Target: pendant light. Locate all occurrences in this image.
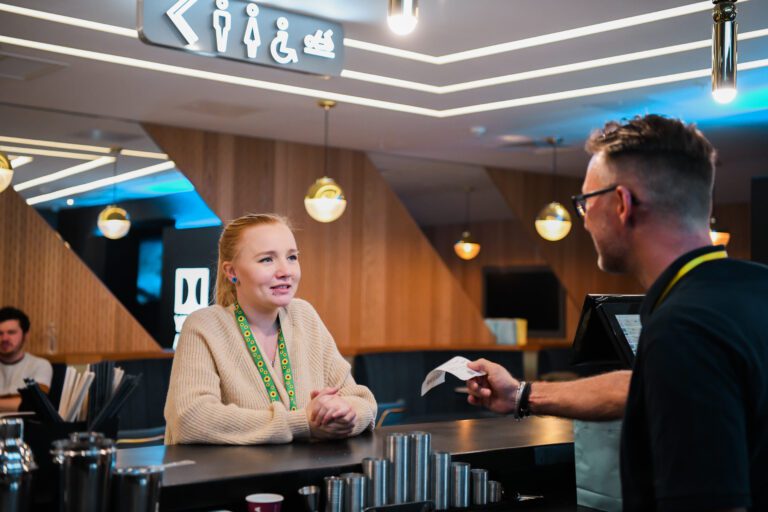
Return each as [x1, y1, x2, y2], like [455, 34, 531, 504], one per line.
[97, 147, 131, 240]
[0, 151, 13, 193]
[535, 137, 572, 242]
[387, 0, 418, 35]
[712, 0, 738, 104]
[304, 100, 347, 223]
[454, 187, 481, 260]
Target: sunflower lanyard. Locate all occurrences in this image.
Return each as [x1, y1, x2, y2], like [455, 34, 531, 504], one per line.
[234, 302, 297, 411]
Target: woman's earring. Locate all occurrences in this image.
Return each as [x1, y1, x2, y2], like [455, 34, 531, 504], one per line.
[231, 277, 238, 284]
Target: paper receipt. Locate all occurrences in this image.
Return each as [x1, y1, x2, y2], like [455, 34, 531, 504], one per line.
[420, 356, 487, 396]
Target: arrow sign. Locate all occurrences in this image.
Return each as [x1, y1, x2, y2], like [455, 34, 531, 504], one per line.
[166, 0, 199, 46]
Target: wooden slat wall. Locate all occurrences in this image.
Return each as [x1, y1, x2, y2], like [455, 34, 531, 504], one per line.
[0, 189, 162, 355]
[714, 202, 751, 260]
[423, 219, 582, 345]
[485, 168, 644, 341]
[144, 124, 494, 351]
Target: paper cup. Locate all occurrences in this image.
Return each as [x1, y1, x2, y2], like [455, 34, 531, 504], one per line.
[245, 493, 283, 512]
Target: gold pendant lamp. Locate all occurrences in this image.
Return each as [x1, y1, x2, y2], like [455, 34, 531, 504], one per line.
[304, 100, 347, 223]
[97, 147, 131, 240]
[454, 187, 481, 260]
[535, 137, 572, 242]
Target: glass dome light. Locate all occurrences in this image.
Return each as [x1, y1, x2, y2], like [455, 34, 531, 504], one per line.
[0, 151, 13, 193]
[454, 231, 481, 260]
[710, 230, 731, 246]
[304, 176, 347, 223]
[535, 202, 572, 242]
[387, 0, 418, 35]
[97, 205, 131, 240]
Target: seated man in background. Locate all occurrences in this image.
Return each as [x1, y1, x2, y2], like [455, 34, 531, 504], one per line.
[0, 306, 53, 412]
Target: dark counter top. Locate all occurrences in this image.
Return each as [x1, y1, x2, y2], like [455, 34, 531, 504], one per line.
[117, 416, 574, 511]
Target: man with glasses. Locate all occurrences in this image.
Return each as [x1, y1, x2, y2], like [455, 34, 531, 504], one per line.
[467, 114, 767, 512]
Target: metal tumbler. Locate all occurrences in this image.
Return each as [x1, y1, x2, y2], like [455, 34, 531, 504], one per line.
[0, 419, 36, 512]
[298, 485, 320, 512]
[488, 480, 503, 503]
[470, 468, 488, 505]
[429, 452, 451, 511]
[51, 431, 116, 512]
[450, 462, 470, 509]
[385, 433, 409, 504]
[340, 473, 366, 512]
[110, 466, 163, 512]
[361, 458, 388, 507]
[324, 476, 344, 512]
[408, 432, 430, 502]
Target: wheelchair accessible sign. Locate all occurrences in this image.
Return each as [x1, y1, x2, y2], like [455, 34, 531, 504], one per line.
[138, 0, 344, 76]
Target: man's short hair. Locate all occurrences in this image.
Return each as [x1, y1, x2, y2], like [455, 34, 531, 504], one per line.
[0, 307, 30, 333]
[585, 114, 717, 228]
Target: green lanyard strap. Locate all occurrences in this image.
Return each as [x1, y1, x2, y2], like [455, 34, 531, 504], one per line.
[234, 302, 298, 411]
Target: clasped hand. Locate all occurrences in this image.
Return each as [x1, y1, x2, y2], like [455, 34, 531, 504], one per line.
[306, 387, 356, 439]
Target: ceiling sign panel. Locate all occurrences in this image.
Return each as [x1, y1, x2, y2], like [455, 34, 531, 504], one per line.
[138, 0, 344, 76]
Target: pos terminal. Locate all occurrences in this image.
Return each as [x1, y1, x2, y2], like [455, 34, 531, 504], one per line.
[570, 294, 644, 512]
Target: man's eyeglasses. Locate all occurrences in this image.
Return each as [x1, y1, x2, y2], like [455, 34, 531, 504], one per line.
[570, 185, 619, 219]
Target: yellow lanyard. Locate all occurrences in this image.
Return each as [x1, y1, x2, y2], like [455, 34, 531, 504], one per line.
[654, 250, 728, 310]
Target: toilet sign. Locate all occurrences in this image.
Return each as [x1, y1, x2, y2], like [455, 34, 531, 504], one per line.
[138, 0, 344, 76]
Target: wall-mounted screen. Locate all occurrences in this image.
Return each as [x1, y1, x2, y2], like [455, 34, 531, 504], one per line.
[483, 266, 565, 337]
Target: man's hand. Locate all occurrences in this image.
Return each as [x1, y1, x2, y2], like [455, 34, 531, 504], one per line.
[466, 358, 521, 414]
[307, 387, 357, 439]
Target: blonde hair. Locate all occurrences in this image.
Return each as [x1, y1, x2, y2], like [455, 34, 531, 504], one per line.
[215, 213, 292, 306]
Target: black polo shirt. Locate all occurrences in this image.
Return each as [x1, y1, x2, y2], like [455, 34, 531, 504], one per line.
[621, 245, 768, 511]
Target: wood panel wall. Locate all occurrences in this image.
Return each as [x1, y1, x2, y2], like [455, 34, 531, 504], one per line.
[0, 189, 162, 356]
[423, 219, 581, 345]
[484, 168, 645, 342]
[714, 202, 751, 260]
[144, 124, 495, 351]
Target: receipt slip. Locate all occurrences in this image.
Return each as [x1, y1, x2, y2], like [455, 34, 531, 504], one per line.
[421, 356, 487, 396]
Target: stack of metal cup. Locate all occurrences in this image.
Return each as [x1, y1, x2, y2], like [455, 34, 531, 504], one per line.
[339, 473, 366, 512]
[304, 430, 502, 511]
[408, 432, 431, 503]
[361, 458, 388, 508]
[385, 433, 409, 504]
[451, 462, 470, 508]
[0, 418, 36, 512]
[471, 468, 489, 505]
[51, 431, 116, 512]
[110, 466, 164, 512]
[324, 476, 344, 512]
[429, 452, 451, 511]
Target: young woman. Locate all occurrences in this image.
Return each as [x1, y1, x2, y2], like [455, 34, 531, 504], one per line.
[164, 213, 377, 444]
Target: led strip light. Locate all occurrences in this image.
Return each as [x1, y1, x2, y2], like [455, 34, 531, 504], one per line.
[342, 28, 768, 93]
[26, 160, 177, 205]
[0, 135, 168, 159]
[0, 2, 764, 96]
[0, 1, 731, 65]
[13, 156, 115, 191]
[2, 34, 768, 118]
[0, 144, 103, 160]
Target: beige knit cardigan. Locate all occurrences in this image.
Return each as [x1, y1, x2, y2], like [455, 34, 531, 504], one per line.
[164, 299, 377, 444]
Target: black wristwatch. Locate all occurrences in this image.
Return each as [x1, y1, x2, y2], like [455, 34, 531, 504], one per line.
[514, 381, 532, 420]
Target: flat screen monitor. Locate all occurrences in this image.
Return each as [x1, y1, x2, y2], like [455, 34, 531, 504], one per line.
[483, 266, 565, 337]
[571, 294, 644, 371]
